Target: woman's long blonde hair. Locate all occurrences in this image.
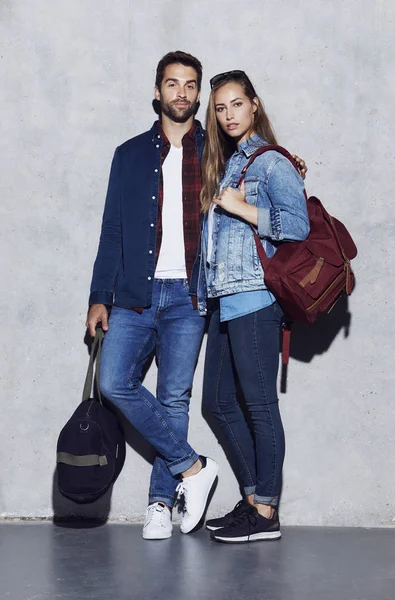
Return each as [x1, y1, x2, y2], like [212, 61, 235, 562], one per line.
[200, 74, 277, 213]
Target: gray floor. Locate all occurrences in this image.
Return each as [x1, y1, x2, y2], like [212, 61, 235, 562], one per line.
[1, 523, 394, 600]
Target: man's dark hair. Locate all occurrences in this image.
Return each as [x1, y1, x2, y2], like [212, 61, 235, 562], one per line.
[155, 51, 203, 91]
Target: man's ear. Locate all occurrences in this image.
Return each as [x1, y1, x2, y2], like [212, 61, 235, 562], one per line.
[197, 91, 201, 104]
[154, 86, 161, 101]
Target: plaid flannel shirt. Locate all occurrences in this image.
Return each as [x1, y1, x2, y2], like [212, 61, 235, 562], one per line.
[156, 122, 202, 283]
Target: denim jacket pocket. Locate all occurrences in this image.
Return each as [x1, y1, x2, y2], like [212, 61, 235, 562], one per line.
[244, 178, 259, 206]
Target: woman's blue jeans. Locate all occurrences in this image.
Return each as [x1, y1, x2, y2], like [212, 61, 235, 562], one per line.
[203, 302, 285, 506]
[100, 279, 206, 507]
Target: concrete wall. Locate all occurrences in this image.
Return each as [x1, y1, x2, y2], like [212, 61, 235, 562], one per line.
[1, 0, 394, 526]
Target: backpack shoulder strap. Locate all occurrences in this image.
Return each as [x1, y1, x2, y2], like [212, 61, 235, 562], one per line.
[239, 145, 352, 267]
[236, 144, 304, 271]
[236, 144, 301, 187]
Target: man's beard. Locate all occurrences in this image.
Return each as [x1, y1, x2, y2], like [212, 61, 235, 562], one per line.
[160, 98, 199, 123]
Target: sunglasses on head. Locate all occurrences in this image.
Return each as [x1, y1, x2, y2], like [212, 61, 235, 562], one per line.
[209, 70, 247, 88]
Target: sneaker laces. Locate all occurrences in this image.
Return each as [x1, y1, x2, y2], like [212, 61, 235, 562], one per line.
[175, 480, 190, 515]
[230, 508, 258, 530]
[231, 500, 249, 518]
[145, 504, 167, 527]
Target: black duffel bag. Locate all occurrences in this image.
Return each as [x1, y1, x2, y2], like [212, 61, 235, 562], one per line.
[56, 328, 126, 504]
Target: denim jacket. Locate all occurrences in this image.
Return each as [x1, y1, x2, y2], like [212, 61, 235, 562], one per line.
[196, 135, 310, 315]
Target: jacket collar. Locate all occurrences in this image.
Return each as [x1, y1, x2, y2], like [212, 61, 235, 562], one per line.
[150, 120, 205, 146]
[238, 134, 268, 158]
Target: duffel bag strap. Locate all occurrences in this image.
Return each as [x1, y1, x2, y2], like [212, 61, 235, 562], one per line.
[57, 451, 108, 467]
[82, 327, 104, 403]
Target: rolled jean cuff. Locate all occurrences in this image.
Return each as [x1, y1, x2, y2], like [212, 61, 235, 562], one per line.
[243, 486, 256, 496]
[254, 494, 279, 507]
[167, 451, 199, 477]
[149, 494, 176, 508]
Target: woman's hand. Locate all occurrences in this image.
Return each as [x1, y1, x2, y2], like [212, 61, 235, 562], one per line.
[291, 154, 308, 180]
[215, 182, 246, 216]
[215, 182, 258, 226]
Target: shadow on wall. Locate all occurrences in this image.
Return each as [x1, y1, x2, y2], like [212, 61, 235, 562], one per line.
[52, 333, 156, 527]
[287, 294, 352, 363]
[280, 294, 352, 392]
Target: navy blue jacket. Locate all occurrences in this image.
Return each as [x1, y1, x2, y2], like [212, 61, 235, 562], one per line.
[89, 120, 205, 308]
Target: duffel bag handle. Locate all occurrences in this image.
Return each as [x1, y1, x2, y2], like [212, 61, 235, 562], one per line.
[82, 327, 104, 404]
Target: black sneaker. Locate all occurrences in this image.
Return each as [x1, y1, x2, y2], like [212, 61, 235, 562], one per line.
[210, 504, 281, 543]
[205, 499, 250, 531]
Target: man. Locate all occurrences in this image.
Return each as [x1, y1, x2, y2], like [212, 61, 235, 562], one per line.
[87, 51, 216, 540]
[86, 51, 307, 540]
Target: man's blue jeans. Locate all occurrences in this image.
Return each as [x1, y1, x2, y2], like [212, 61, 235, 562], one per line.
[100, 279, 206, 507]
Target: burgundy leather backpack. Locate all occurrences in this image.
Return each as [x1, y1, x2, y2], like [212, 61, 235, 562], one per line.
[237, 145, 357, 364]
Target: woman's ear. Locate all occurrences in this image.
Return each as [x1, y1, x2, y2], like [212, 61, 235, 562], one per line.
[252, 97, 258, 113]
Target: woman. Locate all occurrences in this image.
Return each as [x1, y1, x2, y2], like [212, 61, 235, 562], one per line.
[199, 71, 310, 543]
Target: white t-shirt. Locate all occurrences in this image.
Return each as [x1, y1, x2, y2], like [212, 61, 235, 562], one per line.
[155, 145, 187, 279]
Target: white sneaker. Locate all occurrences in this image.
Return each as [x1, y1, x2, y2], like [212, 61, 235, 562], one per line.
[142, 503, 173, 540]
[176, 457, 219, 534]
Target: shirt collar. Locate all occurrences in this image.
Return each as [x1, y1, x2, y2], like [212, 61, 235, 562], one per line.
[151, 120, 204, 146]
